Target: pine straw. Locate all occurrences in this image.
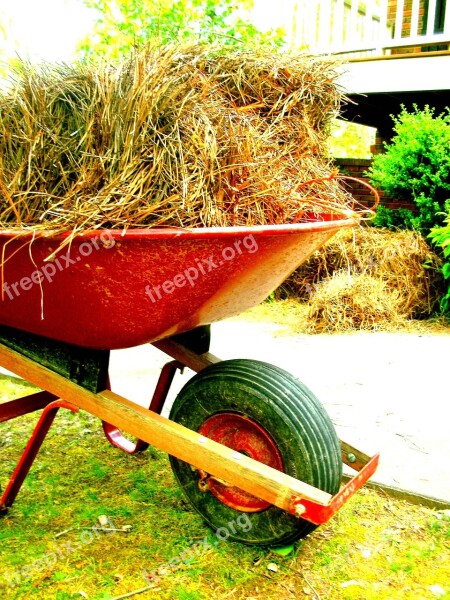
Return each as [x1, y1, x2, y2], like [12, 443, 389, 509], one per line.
[304, 272, 408, 333]
[0, 44, 364, 233]
[277, 227, 444, 320]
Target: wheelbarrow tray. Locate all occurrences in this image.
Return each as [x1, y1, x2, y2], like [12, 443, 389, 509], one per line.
[0, 217, 355, 350]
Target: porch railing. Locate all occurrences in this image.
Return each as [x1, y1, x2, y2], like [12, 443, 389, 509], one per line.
[292, 0, 450, 56]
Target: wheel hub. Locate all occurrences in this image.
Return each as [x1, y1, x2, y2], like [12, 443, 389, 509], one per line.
[198, 412, 284, 512]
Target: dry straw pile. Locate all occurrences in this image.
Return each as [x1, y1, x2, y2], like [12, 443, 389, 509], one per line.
[278, 227, 444, 331]
[307, 272, 407, 332]
[0, 44, 360, 233]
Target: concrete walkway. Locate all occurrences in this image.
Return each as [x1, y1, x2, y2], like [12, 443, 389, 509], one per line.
[109, 320, 450, 505]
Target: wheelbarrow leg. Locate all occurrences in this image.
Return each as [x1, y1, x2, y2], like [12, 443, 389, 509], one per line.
[1, 400, 78, 513]
[101, 325, 212, 454]
[102, 360, 184, 454]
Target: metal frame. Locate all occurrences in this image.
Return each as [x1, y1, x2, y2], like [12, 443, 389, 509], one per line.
[1, 399, 78, 512]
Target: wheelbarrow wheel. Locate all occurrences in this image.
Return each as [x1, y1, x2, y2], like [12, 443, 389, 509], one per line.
[168, 359, 342, 546]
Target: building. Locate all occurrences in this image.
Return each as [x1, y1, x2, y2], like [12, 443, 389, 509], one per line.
[307, 0, 450, 140]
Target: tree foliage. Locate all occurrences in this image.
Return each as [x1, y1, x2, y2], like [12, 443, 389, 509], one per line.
[367, 105, 450, 236]
[78, 0, 286, 59]
[0, 8, 13, 78]
[328, 120, 375, 159]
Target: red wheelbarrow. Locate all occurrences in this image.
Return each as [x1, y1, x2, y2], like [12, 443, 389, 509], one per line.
[0, 216, 379, 546]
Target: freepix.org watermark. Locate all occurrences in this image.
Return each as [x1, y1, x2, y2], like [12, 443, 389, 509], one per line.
[1, 516, 118, 589]
[142, 513, 252, 584]
[2, 231, 115, 302]
[145, 234, 259, 303]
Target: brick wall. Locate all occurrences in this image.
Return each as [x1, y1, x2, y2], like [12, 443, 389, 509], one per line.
[334, 157, 416, 211]
[370, 132, 388, 155]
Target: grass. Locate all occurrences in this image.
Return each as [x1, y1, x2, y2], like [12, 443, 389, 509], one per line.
[0, 374, 39, 398]
[1, 375, 449, 600]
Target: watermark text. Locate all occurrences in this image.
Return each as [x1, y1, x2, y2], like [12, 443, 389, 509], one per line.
[145, 234, 258, 303]
[2, 231, 115, 302]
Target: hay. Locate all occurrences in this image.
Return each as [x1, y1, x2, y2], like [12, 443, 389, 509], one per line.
[0, 44, 363, 233]
[305, 272, 408, 333]
[278, 227, 444, 318]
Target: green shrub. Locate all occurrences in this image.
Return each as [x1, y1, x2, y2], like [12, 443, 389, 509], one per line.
[370, 205, 415, 230]
[367, 105, 450, 235]
[429, 213, 450, 314]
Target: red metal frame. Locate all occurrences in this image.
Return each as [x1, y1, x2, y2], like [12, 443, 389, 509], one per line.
[0, 360, 185, 509]
[102, 361, 183, 454]
[0, 400, 78, 512]
[0, 390, 57, 422]
[290, 453, 380, 524]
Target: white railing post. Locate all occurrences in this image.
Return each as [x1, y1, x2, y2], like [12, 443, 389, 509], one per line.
[297, 1, 310, 48]
[365, 0, 375, 39]
[318, 0, 333, 50]
[289, 0, 299, 50]
[304, 0, 319, 49]
[309, 0, 320, 49]
[394, 0, 405, 39]
[333, 0, 346, 48]
[377, 0, 389, 54]
[349, 0, 360, 41]
[426, 0, 437, 36]
[445, 0, 450, 35]
[410, 0, 421, 37]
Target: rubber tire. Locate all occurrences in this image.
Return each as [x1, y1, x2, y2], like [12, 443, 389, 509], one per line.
[169, 359, 342, 547]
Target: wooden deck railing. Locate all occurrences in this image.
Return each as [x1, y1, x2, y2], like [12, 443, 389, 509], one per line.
[293, 0, 450, 56]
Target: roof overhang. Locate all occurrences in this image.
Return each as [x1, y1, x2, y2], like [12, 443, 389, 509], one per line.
[337, 53, 450, 135]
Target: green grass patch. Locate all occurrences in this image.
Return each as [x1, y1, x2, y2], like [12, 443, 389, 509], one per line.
[0, 374, 38, 399]
[1, 377, 449, 599]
